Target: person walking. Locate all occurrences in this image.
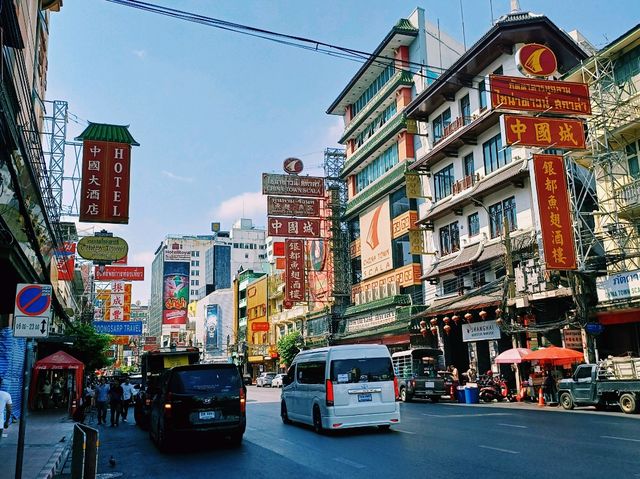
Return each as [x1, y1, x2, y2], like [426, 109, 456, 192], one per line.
[120, 378, 136, 422]
[544, 370, 557, 405]
[40, 378, 52, 409]
[0, 377, 13, 442]
[95, 378, 110, 425]
[52, 378, 63, 408]
[108, 380, 124, 427]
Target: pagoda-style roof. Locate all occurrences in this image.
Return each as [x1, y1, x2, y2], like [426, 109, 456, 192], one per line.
[75, 122, 140, 146]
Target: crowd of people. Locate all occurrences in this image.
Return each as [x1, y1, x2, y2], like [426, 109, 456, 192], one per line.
[77, 376, 138, 426]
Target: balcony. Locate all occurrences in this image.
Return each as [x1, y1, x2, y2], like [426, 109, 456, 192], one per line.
[452, 173, 480, 195]
[618, 178, 640, 220]
[434, 116, 474, 145]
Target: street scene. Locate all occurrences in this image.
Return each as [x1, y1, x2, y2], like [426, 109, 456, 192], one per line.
[1, 0, 640, 478]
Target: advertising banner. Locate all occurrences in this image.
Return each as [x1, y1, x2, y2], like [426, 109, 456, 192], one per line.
[162, 260, 189, 324]
[595, 269, 640, 302]
[79, 140, 132, 223]
[95, 265, 144, 281]
[360, 199, 392, 280]
[490, 75, 591, 115]
[94, 321, 143, 336]
[268, 217, 321, 238]
[502, 114, 586, 149]
[285, 239, 305, 303]
[533, 154, 577, 270]
[262, 173, 325, 197]
[246, 276, 268, 344]
[267, 196, 321, 217]
[54, 242, 76, 281]
[462, 322, 502, 342]
[205, 304, 220, 352]
[164, 248, 191, 262]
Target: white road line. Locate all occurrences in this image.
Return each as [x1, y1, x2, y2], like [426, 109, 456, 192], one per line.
[394, 429, 417, 435]
[334, 457, 366, 469]
[498, 423, 527, 429]
[601, 435, 640, 443]
[478, 445, 520, 455]
[422, 413, 511, 418]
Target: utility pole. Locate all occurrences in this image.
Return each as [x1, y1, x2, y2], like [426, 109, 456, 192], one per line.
[504, 220, 521, 391]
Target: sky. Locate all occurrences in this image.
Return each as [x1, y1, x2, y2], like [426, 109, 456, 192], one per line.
[45, 0, 639, 304]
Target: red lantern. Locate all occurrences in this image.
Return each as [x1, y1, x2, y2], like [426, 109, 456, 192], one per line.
[496, 317, 503, 325]
[495, 308, 502, 317]
[443, 324, 451, 335]
[430, 326, 438, 335]
[420, 320, 427, 329]
[443, 316, 450, 325]
[479, 310, 488, 319]
[430, 318, 438, 327]
[464, 312, 473, 322]
[451, 314, 459, 324]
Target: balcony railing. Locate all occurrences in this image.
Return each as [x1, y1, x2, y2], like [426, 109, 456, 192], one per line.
[620, 179, 640, 208]
[434, 116, 474, 145]
[452, 173, 480, 195]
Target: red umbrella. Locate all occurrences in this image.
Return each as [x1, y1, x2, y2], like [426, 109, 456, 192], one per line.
[494, 347, 533, 364]
[522, 345, 585, 366]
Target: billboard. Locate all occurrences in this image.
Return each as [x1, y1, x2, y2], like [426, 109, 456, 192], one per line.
[94, 265, 144, 281]
[267, 196, 321, 217]
[205, 304, 220, 353]
[268, 217, 321, 238]
[533, 154, 577, 270]
[246, 276, 268, 345]
[79, 140, 132, 223]
[262, 173, 325, 197]
[54, 242, 76, 281]
[162, 258, 189, 325]
[502, 114, 586, 149]
[360, 199, 392, 280]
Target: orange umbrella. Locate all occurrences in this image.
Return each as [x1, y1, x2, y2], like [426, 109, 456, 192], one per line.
[522, 345, 585, 366]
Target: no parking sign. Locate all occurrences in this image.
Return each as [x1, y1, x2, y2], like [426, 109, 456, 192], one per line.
[14, 283, 52, 338]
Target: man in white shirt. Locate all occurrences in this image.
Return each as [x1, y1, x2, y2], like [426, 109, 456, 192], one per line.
[120, 377, 136, 422]
[0, 377, 13, 441]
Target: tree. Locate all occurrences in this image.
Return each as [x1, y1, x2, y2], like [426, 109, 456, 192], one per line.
[65, 322, 113, 373]
[277, 331, 302, 368]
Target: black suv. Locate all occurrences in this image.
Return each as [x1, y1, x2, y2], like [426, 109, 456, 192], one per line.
[149, 363, 246, 451]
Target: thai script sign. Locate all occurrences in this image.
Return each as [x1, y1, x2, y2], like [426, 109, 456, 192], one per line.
[462, 322, 502, 342]
[95, 265, 145, 281]
[262, 173, 325, 197]
[77, 235, 128, 262]
[490, 75, 591, 115]
[94, 321, 143, 336]
[596, 269, 640, 302]
[516, 44, 558, 77]
[267, 196, 321, 217]
[268, 217, 320, 238]
[533, 154, 577, 270]
[502, 114, 586, 149]
[346, 308, 396, 333]
[285, 239, 305, 303]
[562, 329, 583, 350]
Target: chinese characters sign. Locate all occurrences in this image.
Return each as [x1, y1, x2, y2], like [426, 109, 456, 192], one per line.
[490, 75, 591, 115]
[262, 173, 325, 197]
[502, 114, 586, 149]
[267, 196, 321, 217]
[79, 140, 132, 223]
[285, 239, 305, 303]
[533, 154, 577, 270]
[268, 217, 320, 238]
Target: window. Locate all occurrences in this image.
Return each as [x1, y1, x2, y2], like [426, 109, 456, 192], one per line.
[354, 103, 397, 148]
[297, 361, 325, 384]
[626, 142, 639, 179]
[392, 234, 419, 267]
[390, 187, 416, 218]
[489, 196, 517, 238]
[355, 143, 399, 193]
[348, 219, 360, 241]
[493, 65, 503, 75]
[432, 108, 451, 143]
[460, 94, 471, 125]
[330, 358, 394, 384]
[483, 133, 511, 174]
[439, 222, 460, 255]
[468, 213, 480, 237]
[351, 258, 362, 284]
[190, 260, 200, 267]
[478, 79, 487, 110]
[613, 43, 640, 85]
[443, 278, 462, 295]
[352, 63, 396, 117]
[433, 164, 454, 201]
[472, 271, 486, 288]
[285, 365, 296, 385]
[463, 153, 474, 177]
[191, 280, 195, 286]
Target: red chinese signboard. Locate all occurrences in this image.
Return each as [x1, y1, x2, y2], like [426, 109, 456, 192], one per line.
[94, 265, 145, 281]
[533, 154, 577, 270]
[502, 114, 586, 149]
[268, 217, 321, 238]
[273, 241, 285, 257]
[516, 44, 558, 77]
[267, 196, 321, 217]
[490, 75, 591, 115]
[251, 322, 269, 332]
[285, 239, 305, 303]
[55, 242, 76, 281]
[80, 140, 132, 223]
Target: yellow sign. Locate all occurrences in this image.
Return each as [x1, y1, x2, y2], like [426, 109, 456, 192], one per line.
[77, 236, 128, 262]
[163, 355, 189, 368]
[248, 355, 264, 363]
[405, 173, 423, 199]
[246, 276, 268, 345]
[405, 119, 418, 134]
[409, 228, 425, 255]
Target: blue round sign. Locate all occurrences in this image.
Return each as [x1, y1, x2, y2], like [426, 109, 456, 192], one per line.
[585, 323, 604, 335]
[16, 285, 51, 316]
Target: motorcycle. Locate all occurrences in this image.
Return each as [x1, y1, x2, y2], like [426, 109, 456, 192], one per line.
[479, 375, 515, 402]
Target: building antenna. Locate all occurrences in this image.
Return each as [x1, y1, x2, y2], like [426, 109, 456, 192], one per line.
[437, 19, 443, 71]
[489, 0, 494, 25]
[459, 0, 467, 51]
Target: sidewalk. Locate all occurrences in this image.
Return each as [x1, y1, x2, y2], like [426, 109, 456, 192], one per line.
[1, 409, 75, 479]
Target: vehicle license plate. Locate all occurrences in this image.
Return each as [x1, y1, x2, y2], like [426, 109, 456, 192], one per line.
[199, 411, 217, 420]
[425, 381, 435, 388]
[358, 393, 372, 402]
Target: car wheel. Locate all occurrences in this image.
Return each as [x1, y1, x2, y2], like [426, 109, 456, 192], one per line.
[312, 405, 323, 434]
[560, 392, 574, 410]
[228, 431, 243, 447]
[281, 400, 292, 425]
[619, 393, 637, 414]
[156, 419, 171, 453]
[400, 387, 411, 403]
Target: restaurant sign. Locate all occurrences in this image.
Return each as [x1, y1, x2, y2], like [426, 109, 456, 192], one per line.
[596, 269, 640, 302]
[462, 322, 502, 342]
[268, 217, 320, 238]
[267, 196, 321, 217]
[262, 173, 325, 197]
[502, 114, 586, 150]
[95, 265, 145, 281]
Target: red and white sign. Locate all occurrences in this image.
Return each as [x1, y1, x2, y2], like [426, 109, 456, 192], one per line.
[267, 196, 321, 217]
[268, 217, 321, 238]
[285, 239, 305, 303]
[262, 173, 325, 197]
[273, 241, 285, 257]
[517, 43, 557, 77]
[283, 157, 304, 175]
[55, 242, 76, 282]
[95, 265, 145, 281]
[251, 322, 269, 332]
[502, 114, 586, 150]
[79, 140, 132, 223]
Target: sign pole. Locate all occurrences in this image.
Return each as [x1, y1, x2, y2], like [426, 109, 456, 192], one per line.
[15, 338, 34, 479]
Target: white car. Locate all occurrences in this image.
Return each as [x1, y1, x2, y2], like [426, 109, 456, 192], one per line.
[271, 373, 286, 388]
[256, 372, 276, 387]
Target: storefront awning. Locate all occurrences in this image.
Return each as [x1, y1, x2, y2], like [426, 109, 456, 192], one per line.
[417, 283, 503, 317]
[596, 308, 640, 326]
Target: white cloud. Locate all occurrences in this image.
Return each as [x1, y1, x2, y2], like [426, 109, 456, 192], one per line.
[130, 251, 155, 304]
[162, 170, 194, 183]
[212, 191, 266, 230]
[132, 49, 146, 59]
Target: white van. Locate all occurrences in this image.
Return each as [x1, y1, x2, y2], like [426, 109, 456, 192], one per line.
[280, 344, 400, 433]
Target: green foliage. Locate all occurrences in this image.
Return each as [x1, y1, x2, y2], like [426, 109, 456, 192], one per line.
[65, 322, 112, 373]
[276, 331, 302, 368]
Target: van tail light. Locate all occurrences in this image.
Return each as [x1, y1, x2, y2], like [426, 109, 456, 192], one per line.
[326, 379, 334, 406]
[240, 388, 246, 413]
[163, 392, 173, 417]
[394, 376, 400, 401]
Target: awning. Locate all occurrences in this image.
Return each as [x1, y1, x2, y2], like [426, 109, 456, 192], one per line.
[418, 283, 503, 317]
[596, 308, 640, 326]
[439, 242, 483, 274]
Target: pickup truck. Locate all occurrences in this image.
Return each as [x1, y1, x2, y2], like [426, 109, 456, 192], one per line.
[558, 361, 640, 414]
[392, 348, 446, 403]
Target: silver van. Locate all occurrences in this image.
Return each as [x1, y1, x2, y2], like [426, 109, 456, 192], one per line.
[280, 344, 400, 433]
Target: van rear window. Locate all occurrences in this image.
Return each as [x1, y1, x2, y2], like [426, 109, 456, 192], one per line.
[330, 358, 394, 384]
[170, 368, 241, 394]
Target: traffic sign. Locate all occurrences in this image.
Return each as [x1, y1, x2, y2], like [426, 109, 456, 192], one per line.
[13, 316, 49, 338]
[14, 284, 52, 338]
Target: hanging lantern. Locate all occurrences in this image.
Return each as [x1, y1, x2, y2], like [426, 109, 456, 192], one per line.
[464, 312, 473, 322]
[443, 316, 450, 326]
[496, 317, 503, 326]
[479, 310, 488, 319]
[430, 318, 438, 327]
[430, 326, 438, 335]
[443, 324, 451, 335]
[420, 320, 427, 329]
[421, 328, 428, 338]
[495, 308, 502, 317]
[451, 314, 459, 324]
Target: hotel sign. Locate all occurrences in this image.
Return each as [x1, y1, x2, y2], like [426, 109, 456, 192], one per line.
[262, 173, 325, 197]
[502, 114, 586, 149]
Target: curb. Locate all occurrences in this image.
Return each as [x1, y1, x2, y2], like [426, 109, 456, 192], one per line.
[36, 439, 71, 479]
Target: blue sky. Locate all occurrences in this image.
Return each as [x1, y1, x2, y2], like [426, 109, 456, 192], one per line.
[46, 0, 639, 303]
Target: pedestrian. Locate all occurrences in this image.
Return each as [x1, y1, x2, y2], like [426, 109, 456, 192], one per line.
[0, 377, 12, 442]
[544, 370, 557, 404]
[95, 378, 110, 425]
[40, 378, 52, 409]
[108, 380, 124, 427]
[120, 377, 136, 422]
[465, 367, 477, 384]
[84, 382, 95, 413]
[448, 365, 459, 397]
[52, 378, 63, 408]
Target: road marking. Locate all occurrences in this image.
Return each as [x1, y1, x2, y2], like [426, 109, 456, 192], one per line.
[478, 445, 520, 454]
[394, 429, 417, 435]
[422, 412, 511, 418]
[334, 457, 366, 469]
[601, 435, 640, 443]
[278, 438, 296, 445]
[498, 423, 527, 429]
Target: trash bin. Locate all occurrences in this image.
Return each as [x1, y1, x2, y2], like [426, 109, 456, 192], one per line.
[456, 386, 466, 403]
[465, 385, 479, 404]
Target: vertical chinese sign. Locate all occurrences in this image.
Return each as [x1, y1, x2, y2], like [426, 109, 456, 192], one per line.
[533, 154, 577, 270]
[162, 249, 190, 325]
[78, 123, 139, 223]
[285, 239, 305, 303]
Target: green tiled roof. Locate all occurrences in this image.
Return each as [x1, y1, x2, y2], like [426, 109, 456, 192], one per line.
[394, 19, 418, 33]
[343, 163, 406, 219]
[344, 294, 411, 316]
[76, 122, 140, 146]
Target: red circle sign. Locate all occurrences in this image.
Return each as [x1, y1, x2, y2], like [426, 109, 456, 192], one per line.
[517, 43, 557, 77]
[283, 157, 303, 175]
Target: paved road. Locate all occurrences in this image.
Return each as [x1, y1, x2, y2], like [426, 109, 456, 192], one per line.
[92, 386, 640, 479]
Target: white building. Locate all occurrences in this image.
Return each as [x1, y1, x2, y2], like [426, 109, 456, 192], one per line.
[230, 218, 268, 277]
[193, 288, 235, 363]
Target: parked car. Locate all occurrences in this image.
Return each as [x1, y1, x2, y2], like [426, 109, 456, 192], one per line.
[149, 363, 246, 451]
[392, 348, 446, 402]
[271, 373, 285, 388]
[243, 374, 253, 386]
[256, 372, 277, 387]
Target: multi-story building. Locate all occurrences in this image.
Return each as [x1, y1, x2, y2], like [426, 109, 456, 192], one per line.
[327, 8, 462, 348]
[230, 218, 268, 277]
[405, 9, 588, 374]
[201, 243, 232, 296]
[233, 270, 268, 376]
